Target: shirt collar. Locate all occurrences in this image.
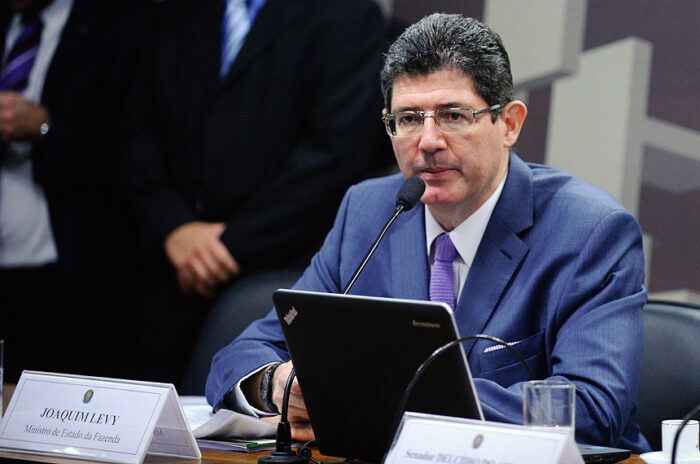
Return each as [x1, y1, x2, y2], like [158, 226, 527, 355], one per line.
[10, 0, 72, 31]
[425, 173, 507, 268]
[38, 0, 73, 24]
[226, 0, 267, 24]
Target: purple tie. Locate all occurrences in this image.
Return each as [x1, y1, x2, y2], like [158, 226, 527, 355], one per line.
[0, 14, 43, 91]
[430, 233, 458, 310]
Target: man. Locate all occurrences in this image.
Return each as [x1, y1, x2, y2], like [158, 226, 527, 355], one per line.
[206, 13, 650, 453]
[118, 0, 387, 387]
[0, 0, 145, 382]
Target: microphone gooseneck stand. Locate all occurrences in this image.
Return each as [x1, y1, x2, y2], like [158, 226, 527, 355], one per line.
[260, 177, 426, 463]
[258, 368, 308, 464]
[341, 204, 404, 295]
[342, 176, 425, 295]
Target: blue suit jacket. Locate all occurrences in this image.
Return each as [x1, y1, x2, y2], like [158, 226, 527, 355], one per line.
[206, 153, 650, 453]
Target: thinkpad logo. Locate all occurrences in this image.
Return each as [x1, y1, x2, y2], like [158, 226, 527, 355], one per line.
[412, 320, 440, 329]
[284, 307, 298, 325]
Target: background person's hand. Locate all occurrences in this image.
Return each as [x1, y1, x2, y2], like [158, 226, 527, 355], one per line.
[164, 221, 240, 297]
[0, 91, 49, 142]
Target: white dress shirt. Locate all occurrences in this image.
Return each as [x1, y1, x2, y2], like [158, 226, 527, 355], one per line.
[0, 0, 74, 266]
[425, 174, 507, 302]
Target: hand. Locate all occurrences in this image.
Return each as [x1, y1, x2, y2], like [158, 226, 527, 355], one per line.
[0, 91, 49, 142]
[164, 221, 240, 297]
[272, 361, 315, 442]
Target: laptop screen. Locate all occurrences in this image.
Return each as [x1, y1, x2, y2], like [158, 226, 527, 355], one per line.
[273, 289, 483, 462]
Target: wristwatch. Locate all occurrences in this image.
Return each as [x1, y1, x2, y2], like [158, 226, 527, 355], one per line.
[39, 118, 50, 137]
[260, 362, 282, 414]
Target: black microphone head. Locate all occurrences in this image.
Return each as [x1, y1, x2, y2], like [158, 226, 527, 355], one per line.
[396, 176, 425, 211]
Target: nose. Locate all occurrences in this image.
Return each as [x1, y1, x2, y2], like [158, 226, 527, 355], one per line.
[418, 115, 447, 153]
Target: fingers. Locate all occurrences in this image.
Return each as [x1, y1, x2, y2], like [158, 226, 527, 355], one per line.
[193, 239, 238, 284]
[176, 270, 195, 296]
[290, 421, 315, 442]
[164, 222, 239, 296]
[271, 362, 294, 410]
[271, 362, 310, 422]
[284, 389, 309, 422]
[269, 362, 315, 442]
[209, 239, 240, 276]
[0, 91, 48, 141]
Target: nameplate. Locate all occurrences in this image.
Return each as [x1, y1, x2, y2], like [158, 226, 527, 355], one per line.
[384, 412, 583, 464]
[0, 371, 201, 464]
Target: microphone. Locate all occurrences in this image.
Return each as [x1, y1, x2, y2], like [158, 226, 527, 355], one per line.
[395, 175, 426, 211]
[261, 177, 426, 464]
[342, 176, 425, 294]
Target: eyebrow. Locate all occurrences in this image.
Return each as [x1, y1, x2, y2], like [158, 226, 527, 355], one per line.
[392, 102, 475, 113]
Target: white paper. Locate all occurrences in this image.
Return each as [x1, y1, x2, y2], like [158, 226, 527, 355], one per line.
[179, 396, 275, 439]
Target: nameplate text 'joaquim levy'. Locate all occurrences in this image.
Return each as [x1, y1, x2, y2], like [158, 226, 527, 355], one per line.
[0, 371, 200, 464]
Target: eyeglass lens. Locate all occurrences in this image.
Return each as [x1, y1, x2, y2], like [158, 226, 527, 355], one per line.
[388, 108, 476, 136]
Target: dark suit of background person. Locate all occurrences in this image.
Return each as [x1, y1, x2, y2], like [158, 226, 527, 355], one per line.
[207, 154, 650, 453]
[117, 0, 387, 388]
[0, 0, 148, 383]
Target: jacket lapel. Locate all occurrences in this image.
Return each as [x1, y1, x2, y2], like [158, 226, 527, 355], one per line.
[40, 0, 95, 103]
[388, 204, 430, 301]
[191, 0, 224, 99]
[454, 153, 534, 357]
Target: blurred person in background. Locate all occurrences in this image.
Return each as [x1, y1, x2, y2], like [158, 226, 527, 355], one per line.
[0, 0, 148, 382]
[118, 0, 388, 389]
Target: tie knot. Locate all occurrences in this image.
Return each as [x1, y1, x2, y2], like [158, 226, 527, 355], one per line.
[433, 233, 457, 263]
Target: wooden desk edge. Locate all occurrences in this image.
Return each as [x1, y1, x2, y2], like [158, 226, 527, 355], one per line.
[0, 449, 646, 464]
[2, 383, 644, 463]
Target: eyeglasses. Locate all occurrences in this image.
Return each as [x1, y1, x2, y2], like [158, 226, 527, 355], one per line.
[382, 104, 502, 137]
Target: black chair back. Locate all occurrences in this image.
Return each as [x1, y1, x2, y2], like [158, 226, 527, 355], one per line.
[637, 300, 700, 451]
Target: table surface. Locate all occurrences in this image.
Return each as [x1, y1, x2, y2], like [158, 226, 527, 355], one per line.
[2, 383, 645, 464]
[0, 448, 646, 463]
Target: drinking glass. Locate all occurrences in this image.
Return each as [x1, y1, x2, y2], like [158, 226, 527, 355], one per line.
[523, 379, 576, 435]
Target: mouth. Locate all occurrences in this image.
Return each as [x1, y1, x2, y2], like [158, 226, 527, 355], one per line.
[418, 166, 457, 180]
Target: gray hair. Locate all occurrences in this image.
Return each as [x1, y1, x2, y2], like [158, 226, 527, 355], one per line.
[380, 13, 513, 117]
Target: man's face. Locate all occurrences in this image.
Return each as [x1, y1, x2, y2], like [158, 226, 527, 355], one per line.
[388, 69, 517, 229]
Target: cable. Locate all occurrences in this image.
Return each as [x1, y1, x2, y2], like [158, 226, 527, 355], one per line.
[670, 401, 700, 464]
[297, 440, 322, 464]
[388, 333, 535, 444]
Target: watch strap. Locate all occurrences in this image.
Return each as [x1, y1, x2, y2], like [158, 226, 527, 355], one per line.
[260, 362, 282, 414]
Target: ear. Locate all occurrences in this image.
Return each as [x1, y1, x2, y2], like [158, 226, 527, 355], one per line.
[501, 100, 527, 147]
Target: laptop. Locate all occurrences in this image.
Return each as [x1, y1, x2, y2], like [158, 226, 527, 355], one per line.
[273, 289, 631, 464]
[273, 289, 483, 463]
[578, 444, 631, 463]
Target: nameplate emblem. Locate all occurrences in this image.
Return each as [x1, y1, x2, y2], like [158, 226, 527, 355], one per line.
[0, 371, 201, 464]
[383, 412, 583, 464]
